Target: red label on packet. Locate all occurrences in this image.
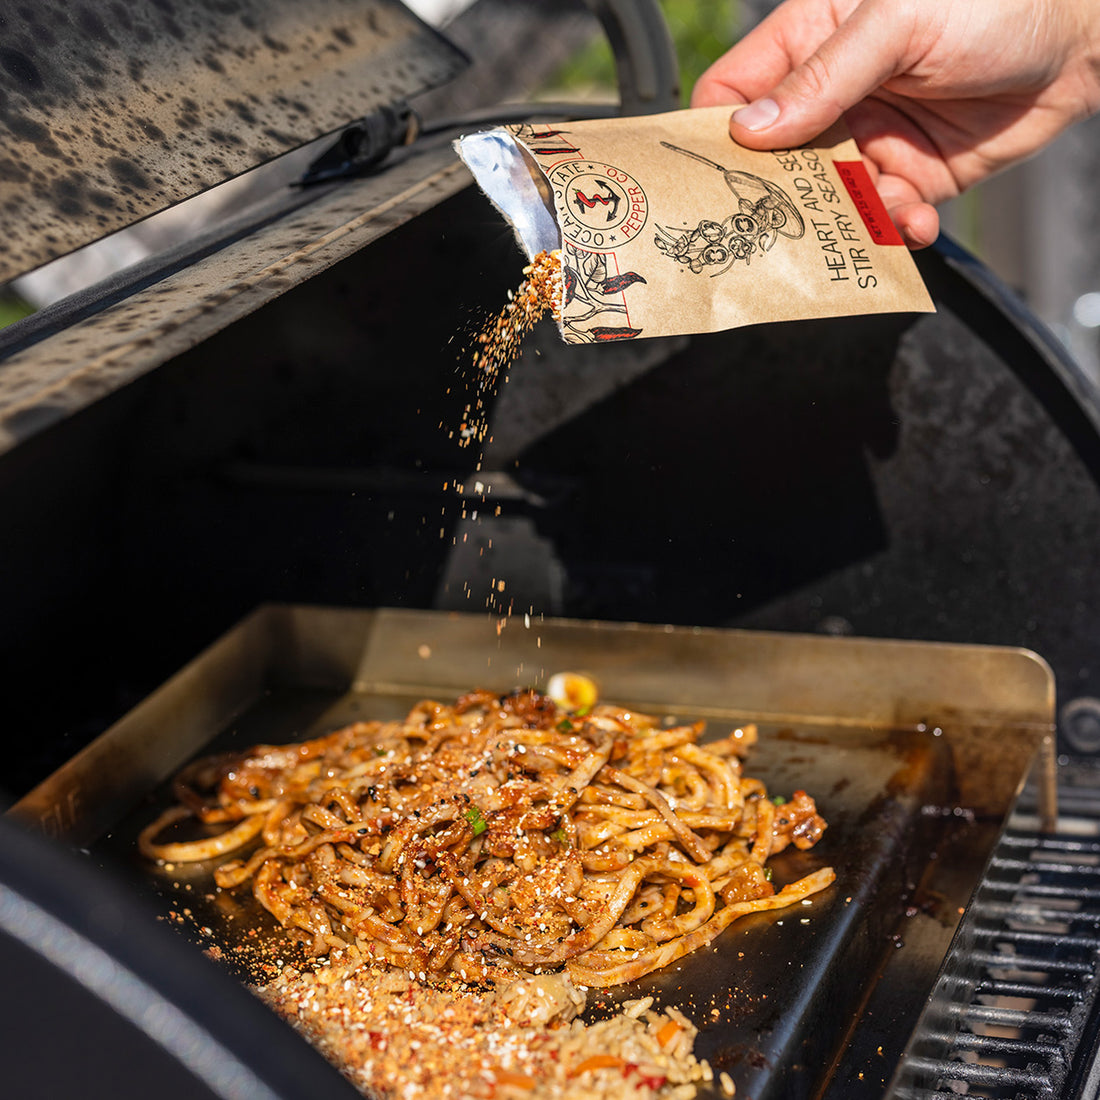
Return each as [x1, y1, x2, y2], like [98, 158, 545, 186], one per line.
[834, 160, 904, 246]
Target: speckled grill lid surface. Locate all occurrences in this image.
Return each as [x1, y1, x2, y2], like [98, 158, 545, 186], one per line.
[0, 0, 467, 285]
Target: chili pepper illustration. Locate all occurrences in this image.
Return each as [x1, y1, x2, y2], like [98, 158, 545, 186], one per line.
[559, 244, 645, 345]
[588, 326, 644, 341]
[600, 272, 646, 295]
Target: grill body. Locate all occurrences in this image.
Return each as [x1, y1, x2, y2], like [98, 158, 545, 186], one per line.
[4, 1, 1100, 1096]
[889, 766, 1100, 1099]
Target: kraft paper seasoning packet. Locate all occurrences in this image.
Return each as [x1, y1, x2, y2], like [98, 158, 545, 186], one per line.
[455, 105, 934, 344]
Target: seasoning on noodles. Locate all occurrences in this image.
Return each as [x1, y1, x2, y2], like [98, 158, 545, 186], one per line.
[257, 955, 721, 1100]
[140, 688, 834, 988]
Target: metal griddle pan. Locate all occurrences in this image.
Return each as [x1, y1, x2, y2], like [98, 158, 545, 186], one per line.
[9, 604, 1057, 1100]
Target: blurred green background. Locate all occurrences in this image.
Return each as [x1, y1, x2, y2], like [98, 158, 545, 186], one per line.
[549, 0, 738, 104]
[0, 292, 32, 329]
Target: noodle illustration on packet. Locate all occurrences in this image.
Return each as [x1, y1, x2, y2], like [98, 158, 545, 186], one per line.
[654, 142, 805, 276]
[455, 105, 934, 343]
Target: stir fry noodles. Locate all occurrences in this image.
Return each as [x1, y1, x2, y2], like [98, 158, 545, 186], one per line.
[141, 689, 834, 986]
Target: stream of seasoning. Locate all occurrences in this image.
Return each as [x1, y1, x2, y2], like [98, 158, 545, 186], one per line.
[457, 248, 562, 449]
[438, 249, 563, 628]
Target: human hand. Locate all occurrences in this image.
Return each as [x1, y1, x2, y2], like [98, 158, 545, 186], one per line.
[691, 0, 1100, 247]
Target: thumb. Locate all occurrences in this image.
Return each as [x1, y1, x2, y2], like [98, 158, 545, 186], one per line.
[730, 4, 910, 147]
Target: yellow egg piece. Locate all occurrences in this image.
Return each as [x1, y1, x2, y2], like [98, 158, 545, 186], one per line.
[546, 671, 599, 712]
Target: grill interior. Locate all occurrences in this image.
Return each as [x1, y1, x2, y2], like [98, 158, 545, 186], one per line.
[6, 604, 1060, 1099]
[4, 2, 1100, 1097]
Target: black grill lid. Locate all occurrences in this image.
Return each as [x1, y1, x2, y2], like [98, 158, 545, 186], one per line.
[0, 0, 467, 285]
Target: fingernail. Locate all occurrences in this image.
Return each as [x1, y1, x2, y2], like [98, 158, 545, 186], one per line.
[734, 97, 780, 132]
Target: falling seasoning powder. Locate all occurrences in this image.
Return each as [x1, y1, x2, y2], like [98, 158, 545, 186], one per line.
[458, 248, 561, 448]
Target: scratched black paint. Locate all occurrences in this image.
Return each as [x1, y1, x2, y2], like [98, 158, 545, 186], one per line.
[0, 159, 29, 184]
[226, 100, 257, 125]
[51, 174, 87, 217]
[138, 118, 166, 143]
[110, 3, 135, 32]
[0, 0, 467, 284]
[0, 48, 44, 91]
[7, 115, 61, 158]
[76, 7, 116, 45]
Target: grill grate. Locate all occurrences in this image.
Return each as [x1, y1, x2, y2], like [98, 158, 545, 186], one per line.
[889, 763, 1100, 1099]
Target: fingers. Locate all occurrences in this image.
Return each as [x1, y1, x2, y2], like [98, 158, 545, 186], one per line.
[691, 0, 942, 250]
[691, 0, 852, 109]
[824, 165, 937, 249]
[728, 2, 919, 150]
[690, 20, 800, 107]
[857, 150, 940, 249]
[862, 163, 938, 247]
[887, 200, 940, 249]
[690, 72, 750, 109]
